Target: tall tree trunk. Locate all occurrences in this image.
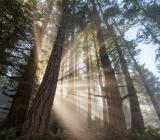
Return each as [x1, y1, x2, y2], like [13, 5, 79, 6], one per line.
[68, 32, 75, 99]
[3, 1, 54, 129]
[92, 31, 108, 128]
[74, 45, 79, 111]
[100, 6, 144, 131]
[92, 0, 126, 134]
[96, 0, 145, 132]
[65, 37, 70, 97]
[4, 45, 38, 129]
[127, 46, 160, 120]
[115, 43, 144, 133]
[60, 62, 64, 99]
[34, 0, 55, 60]
[85, 34, 92, 128]
[138, 71, 160, 120]
[22, 0, 69, 137]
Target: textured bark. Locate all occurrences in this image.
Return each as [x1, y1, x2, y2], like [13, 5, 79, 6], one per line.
[92, 0, 126, 134]
[99, 46, 126, 133]
[4, 2, 55, 127]
[115, 44, 144, 133]
[22, 0, 69, 137]
[96, 0, 145, 132]
[4, 46, 38, 129]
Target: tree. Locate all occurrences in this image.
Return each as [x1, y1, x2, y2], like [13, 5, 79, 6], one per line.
[0, 0, 35, 125]
[122, 0, 160, 66]
[34, 0, 55, 60]
[22, 0, 69, 137]
[133, 64, 160, 120]
[91, 0, 126, 135]
[115, 43, 144, 133]
[92, 30, 108, 129]
[96, 0, 145, 132]
[83, 32, 92, 128]
[4, 46, 38, 129]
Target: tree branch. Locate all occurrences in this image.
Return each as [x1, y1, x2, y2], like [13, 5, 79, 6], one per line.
[0, 106, 10, 111]
[121, 94, 131, 101]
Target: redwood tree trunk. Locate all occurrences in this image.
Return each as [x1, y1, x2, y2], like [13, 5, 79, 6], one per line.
[22, 0, 69, 137]
[85, 34, 92, 128]
[115, 43, 144, 133]
[68, 32, 75, 98]
[4, 0, 54, 129]
[92, 31, 108, 128]
[92, 0, 126, 134]
[60, 62, 64, 98]
[96, 1, 145, 132]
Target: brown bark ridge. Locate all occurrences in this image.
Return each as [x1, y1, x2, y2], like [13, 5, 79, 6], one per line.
[4, 1, 55, 128]
[92, 0, 126, 135]
[4, 46, 38, 129]
[22, 0, 69, 138]
[103, 17, 145, 132]
[96, 0, 145, 132]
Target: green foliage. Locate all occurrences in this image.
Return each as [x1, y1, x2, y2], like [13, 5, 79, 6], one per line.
[104, 6, 121, 20]
[145, 4, 160, 22]
[0, 128, 25, 140]
[27, 133, 43, 140]
[48, 119, 67, 140]
[0, 0, 34, 47]
[0, 0, 36, 118]
[127, 127, 160, 140]
[0, 128, 44, 140]
[0, 128, 17, 140]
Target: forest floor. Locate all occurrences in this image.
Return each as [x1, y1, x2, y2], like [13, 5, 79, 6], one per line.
[50, 97, 104, 140]
[49, 95, 160, 140]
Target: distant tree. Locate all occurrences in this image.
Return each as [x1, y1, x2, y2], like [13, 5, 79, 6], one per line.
[132, 64, 160, 120]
